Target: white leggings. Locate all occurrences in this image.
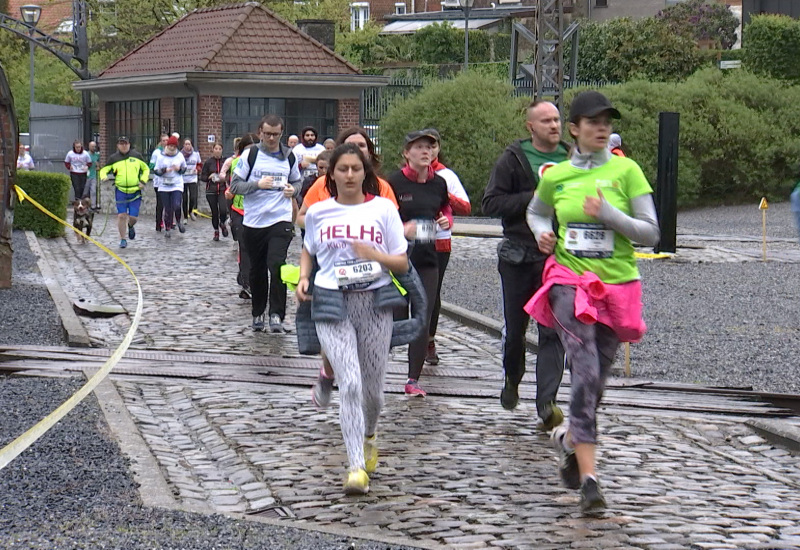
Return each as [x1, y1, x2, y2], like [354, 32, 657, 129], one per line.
[316, 290, 393, 472]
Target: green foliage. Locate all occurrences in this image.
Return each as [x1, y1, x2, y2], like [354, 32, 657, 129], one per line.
[567, 68, 800, 206]
[379, 72, 527, 212]
[655, 0, 739, 50]
[413, 23, 490, 65]
[574, 17, 706, 82]
[0, 34, 81, 133]
[742, 14, 800, 83]
[13, 171, 71, 237]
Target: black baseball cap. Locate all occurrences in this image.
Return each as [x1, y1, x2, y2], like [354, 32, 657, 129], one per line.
[568, 91, 621, 123]
[404, 129, 438, 148]
[117, 136, 130, 143]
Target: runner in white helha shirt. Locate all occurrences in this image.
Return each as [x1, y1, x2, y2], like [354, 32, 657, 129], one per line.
[298, 142, 408, 496]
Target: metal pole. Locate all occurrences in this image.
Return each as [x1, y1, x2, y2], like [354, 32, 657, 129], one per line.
[464, 5, 470, 72]
[28, 39, 34, 145]
[655, 112, 679, 254]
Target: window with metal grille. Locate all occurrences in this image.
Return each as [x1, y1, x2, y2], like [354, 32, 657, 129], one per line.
[175, 97, 194, 145]
[221, 98, 336, 157]
[106, 100, 160, 158]
[595, 0, 607, 7]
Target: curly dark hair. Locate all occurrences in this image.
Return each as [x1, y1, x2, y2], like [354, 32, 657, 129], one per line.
[324, 143, 380, 199]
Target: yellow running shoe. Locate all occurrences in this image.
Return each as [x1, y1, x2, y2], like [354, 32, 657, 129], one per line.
[364, 435, 378, 474]
[344, 469, 370, 495]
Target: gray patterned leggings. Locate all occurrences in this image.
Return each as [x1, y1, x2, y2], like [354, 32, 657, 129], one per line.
[549, 284, 620, 445]
[316, 291, 393, 472]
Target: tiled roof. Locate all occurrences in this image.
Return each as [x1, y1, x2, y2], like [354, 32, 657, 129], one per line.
[99, 2, 360, 78]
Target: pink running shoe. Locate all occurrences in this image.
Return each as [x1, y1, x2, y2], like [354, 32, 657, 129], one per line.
[404, 379, 427, 397]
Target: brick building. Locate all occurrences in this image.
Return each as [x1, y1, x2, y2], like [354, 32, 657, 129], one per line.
[72, 2, 386, 163]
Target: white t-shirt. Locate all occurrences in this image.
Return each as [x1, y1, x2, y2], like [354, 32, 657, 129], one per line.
[292, 143, 326, 178]
[150, 148, 163, 187]
[304, 196, 408, 291]
[234, 148, 301, 229]
[65, 150, 92, 174]
[182, 150, 202, 183]
[155, 152, 186, 192]
[435, 166, 469, 240]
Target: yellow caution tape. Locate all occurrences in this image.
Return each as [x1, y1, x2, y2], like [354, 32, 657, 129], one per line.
[634, 252, 672, 260]
[0, 185, 143, 472]
[192, 208, 212, 219]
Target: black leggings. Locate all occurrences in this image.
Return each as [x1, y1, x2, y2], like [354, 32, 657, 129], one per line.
[406, 264, 439, 381]
[70, 173, 88, 199]
[205, 192, 228, 230]
[154, 187, 163, 227]
[182, 181, 198, 218]
[429, 250, 450, 339]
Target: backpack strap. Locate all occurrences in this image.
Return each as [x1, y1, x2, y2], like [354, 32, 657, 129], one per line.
[244, 145, 259, 182]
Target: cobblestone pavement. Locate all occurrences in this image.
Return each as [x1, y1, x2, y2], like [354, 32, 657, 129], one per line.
[33, 213, 800, 549]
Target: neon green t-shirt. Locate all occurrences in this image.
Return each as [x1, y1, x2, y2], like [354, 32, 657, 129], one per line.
[536, 155, 653, 284]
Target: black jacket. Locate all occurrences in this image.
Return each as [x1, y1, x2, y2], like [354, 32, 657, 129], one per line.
[482, 139, 568, 255]
[200, 156, 226, 194]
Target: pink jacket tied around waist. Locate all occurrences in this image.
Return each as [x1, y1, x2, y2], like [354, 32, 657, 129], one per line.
[524, 256, 647, 343]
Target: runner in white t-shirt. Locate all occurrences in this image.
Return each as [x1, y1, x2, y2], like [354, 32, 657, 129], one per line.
[297, 142, 408, 496]
[64, 141, 93, 200]
[292, 126, 326, 180]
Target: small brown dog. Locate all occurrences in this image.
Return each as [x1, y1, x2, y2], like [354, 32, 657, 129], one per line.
[73, 197, 94, 244]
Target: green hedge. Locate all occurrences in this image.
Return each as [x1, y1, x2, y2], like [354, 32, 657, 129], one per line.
[378, 71, 528, 213]
[742, 14, 800, 83]
[13, 171, 70, 237]
[566, 68, 800, 206]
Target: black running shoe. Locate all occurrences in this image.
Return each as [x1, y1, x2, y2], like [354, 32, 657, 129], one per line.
[500, 376, 519, 411]
[551, 425, 581, 490]
[580, 476, 606, 512]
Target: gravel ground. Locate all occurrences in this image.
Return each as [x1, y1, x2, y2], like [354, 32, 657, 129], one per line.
[445, 201, 800, 394]
[0, 376, 421, 550]
[0, 230, 64, 347]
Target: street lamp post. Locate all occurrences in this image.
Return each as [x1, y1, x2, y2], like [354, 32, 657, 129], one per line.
[458, 0, 474, 72]
[19, 5, 41, 150]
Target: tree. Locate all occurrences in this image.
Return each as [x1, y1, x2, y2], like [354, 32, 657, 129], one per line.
[379, 71, 528, 212]
[574, 17, 705, 82]
[655, 0, 739, 50]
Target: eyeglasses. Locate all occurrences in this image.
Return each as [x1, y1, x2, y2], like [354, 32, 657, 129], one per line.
[261, 131, 282, 138]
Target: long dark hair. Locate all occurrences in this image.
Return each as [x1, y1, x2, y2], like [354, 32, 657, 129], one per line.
[336, 126, 382, 175]
[325, 143, 380, 199]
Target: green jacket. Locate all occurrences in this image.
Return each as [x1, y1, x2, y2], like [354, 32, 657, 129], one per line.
[99, 150, 149, 194]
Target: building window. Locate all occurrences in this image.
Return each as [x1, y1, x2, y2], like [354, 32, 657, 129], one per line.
[221, 98, 336, 157]
[175, 97, 195, 144]
[595, 0, 608, 7]
[351, 2, 370, 31]
[107, 100, 161, 156]
[395, 2, 407, 14]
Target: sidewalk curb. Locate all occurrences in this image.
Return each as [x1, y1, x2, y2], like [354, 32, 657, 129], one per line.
[746, 418, 800, 453]
[25, 231, 91, 347]
[440, 300, 538, 353]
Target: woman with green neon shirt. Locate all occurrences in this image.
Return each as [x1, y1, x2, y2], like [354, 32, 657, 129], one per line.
[525, 91, 660, 512]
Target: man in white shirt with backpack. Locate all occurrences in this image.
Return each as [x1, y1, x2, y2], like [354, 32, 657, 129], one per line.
[230, 114, 302, 333]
